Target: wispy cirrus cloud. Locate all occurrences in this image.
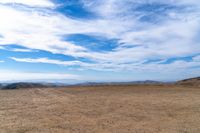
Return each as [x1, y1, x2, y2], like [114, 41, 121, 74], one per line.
[0, 0, 200, 81]
[193, 55, 200, 62]
[10, 48, 34, 52]
[0, 46, 5, 50]
[10, 57, 87, 66]
[0, 0, 199, 61]
[0, 45, 35, 52]
[10, 54, 200, 73]
[0, 0, 54, 7]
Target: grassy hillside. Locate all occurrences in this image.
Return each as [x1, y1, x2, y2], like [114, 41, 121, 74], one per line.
[177, 77, 200, 86]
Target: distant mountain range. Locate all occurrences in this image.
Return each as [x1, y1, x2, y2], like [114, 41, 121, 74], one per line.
[0, 77, 199, 89]
[73, 80, 164, 86]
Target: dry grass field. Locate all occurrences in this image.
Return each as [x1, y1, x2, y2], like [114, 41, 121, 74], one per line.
[0, 85, 200, 133]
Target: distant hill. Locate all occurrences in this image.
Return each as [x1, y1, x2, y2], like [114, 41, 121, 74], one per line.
[0, 81, 164, 89]
[128, 80, 163, 84]
[177, 77, 200, 86]
[1, 82, 49, 90]
[0, 77, 199, 89]
[73, 80, 163, 86]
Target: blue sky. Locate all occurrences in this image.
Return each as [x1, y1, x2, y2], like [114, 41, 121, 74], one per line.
[0, 0, 200, 82]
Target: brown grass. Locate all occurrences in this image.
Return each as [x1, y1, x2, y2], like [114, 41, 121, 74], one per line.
[0, 85, 200, 133]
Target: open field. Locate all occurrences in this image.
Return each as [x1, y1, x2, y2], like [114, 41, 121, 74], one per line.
[0, 85, 200, 133]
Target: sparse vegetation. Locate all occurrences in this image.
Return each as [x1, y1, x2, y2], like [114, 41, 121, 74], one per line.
[0, 83, 200, 133]
[177, 77, 200, 87]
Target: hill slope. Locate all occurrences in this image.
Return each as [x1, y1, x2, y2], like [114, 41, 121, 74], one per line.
[177, 77, 200, 86]
[1, 83, 48, 90]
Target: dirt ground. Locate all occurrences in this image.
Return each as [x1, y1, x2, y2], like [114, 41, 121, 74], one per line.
[0, 85, 200, 133]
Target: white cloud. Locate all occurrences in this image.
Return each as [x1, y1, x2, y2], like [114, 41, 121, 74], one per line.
[0, 0, 200, 72]
[0, 70, 80, 82]
[0, 45, 34, 52]
[10, 55, 200, 73]
[10, 57, 88, 66]
[10, 48, 34, 52]
[0, 60, 4, 63]
[0, 46, 5, 50]
[0, 0, 55, 7]
[193, 55, 200, 62]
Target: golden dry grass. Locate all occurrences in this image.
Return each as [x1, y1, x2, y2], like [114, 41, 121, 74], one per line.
[0, 85, 200, 133]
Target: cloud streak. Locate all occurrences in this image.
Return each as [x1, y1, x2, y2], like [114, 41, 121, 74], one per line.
[10, 55, 200, 73]
[0, 70, 80, 82]
[10, 57, 87, 66]
[0, 0, 54, 7]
